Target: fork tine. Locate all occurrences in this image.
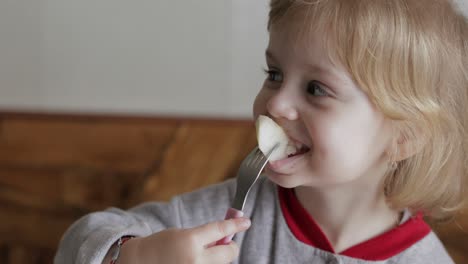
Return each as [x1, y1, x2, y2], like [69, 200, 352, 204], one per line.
[246, 148, 260, 166]
[252, 143, 279, 168]
[241, 148, 257, 168]
[253, 156, 267, 168]
[253, 148, 264, 164]
[243, 147, 258, 163]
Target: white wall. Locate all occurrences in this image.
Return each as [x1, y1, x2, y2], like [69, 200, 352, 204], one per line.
[0, 0, 269, 118]
[0, 1, 466, 118]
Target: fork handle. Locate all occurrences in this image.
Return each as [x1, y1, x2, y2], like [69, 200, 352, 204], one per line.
[215, 208, 244, 245]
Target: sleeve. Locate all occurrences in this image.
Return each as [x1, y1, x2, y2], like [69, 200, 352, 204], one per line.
[53, 198, 183, 264]
[53, 179, 236, 264]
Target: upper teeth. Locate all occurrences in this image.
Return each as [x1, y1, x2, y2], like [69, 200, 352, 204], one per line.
[286, 145, 297, 156]
[286, 141, 307, 156]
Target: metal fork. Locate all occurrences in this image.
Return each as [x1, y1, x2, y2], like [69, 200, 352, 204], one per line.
[217, 144, 278, 245]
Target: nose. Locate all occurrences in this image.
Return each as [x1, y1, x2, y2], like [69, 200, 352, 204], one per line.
[266, 87, 299, 121]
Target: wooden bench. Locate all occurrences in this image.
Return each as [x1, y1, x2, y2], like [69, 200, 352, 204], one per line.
[0, 112, 466, 263]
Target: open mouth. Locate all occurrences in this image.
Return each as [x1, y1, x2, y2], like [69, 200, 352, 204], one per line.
[267, 139, 311, 172]
[286, 141, 311, 158]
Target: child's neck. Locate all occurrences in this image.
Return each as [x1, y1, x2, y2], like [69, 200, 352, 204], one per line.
[295, 178, 400, 253]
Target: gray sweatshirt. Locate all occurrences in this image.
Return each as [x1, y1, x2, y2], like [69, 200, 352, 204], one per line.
[54, 177, 454, 264]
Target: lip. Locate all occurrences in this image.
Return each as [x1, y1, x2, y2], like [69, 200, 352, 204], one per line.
[267, 151, 307, 174]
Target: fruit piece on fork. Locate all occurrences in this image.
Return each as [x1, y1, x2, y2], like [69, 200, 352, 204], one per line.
[256, 115, 297, 161]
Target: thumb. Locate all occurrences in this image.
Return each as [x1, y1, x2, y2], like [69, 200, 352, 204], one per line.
[190, 218, 251, 246]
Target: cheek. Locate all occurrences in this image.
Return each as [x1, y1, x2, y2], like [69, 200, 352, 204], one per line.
[325, 115, 389, 169]
[310, 115, 372, 168]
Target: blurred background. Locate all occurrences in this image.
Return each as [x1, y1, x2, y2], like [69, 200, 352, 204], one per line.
[0, 0, 269, 118]
[0, 0, 467, 263]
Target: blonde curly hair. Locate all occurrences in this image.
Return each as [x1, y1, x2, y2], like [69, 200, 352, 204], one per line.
[268, 0, 468, 219]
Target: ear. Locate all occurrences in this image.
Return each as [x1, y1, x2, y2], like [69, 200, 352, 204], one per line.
[392, 126, 426, 161]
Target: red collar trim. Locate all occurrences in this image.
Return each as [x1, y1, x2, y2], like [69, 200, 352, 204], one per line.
[278, 186, 431, 261]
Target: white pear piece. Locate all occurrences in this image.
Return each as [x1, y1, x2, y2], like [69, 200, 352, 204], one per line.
[255, 115, 296, 161]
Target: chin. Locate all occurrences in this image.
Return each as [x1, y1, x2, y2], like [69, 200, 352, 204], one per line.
[265, 172, 303, 189]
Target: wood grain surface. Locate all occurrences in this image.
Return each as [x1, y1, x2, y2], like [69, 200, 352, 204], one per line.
[0, 112, 466, 263]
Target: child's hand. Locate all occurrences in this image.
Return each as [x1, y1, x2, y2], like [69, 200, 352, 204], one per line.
[118, 217, 251, 264]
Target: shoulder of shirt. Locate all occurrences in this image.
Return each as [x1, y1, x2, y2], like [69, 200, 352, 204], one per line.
[390, 231, 455, 264]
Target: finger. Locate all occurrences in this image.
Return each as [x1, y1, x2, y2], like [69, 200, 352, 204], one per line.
[190, 218, 251, 245]
[203, 241, 240, 264]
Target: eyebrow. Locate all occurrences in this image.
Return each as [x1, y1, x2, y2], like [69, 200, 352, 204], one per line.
[266, 50, 335, 76]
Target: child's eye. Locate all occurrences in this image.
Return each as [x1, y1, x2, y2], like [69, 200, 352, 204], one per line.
[307, 81, 329, 97]
[263, 68, 283, 82]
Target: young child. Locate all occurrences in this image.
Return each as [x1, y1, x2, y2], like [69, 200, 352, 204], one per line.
[55, 0, 467, 263]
